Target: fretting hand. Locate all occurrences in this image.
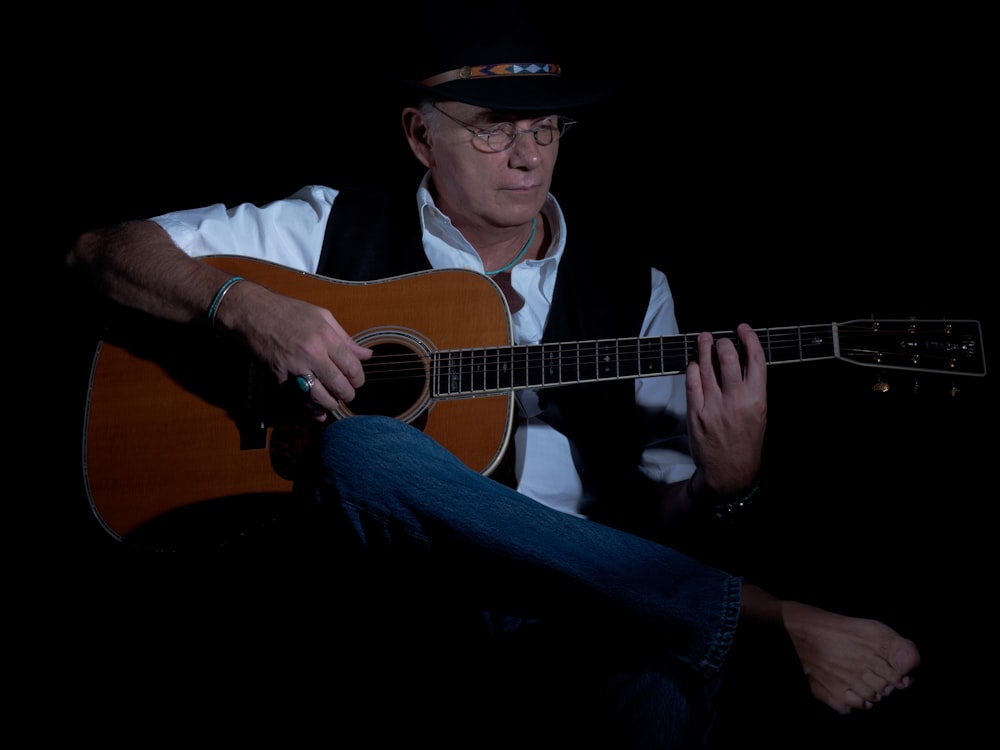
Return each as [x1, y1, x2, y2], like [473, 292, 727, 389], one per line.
[685, 323, 767, 499]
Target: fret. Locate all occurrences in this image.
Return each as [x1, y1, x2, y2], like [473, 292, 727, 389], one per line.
[597, 340, 617, 379]
[484, 346, 503, 392]
[559, 341, 579, 383]
[578, 341, 598, 382]
[618, 337, 640, 379]
[683, 333, 697, 369]
[510, 345, 529, 389]
[759, 324, 837, 365]
[470, 347, 487, 394]
[458, 348, 472, 394]
[760, 327, 772, 365]
[799, 324, 837, 362]
[542, 343, 560, 385]
[526, 345, 545, 387]
[495, 347, 514, 390]
[433, 349, 455, 397]
[639, 337, 661, 375]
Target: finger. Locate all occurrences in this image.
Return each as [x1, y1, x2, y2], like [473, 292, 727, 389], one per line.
[737, 323, 767, 388]
[713, 335, 744, 389]
[325, 328, 372, 384]
[311, 368, 359, 407]
[686, 331, 716, 411]
[685, 359, 705, 413]
[309, 342, 370, 405]
[696, 331, 720, 394]
[303, 400, 331, 423]
[289, 360, 358, 408]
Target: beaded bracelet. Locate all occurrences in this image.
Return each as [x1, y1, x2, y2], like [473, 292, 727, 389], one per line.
[207, 276, 244, 332]
[710, 480, 760, 521]
[687, 476, 760, 521]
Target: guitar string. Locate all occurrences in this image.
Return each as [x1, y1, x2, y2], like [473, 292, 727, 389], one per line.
[356, 332, 967, 380]
[352, 324, 978, 387]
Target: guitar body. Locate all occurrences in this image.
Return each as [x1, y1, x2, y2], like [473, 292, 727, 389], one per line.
[83, 257, 515, 541]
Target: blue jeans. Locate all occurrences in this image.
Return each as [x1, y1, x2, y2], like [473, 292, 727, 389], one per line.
[301, 415, 741, 748]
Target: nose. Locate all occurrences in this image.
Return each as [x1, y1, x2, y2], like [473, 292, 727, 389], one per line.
[508, 131, 544, 167]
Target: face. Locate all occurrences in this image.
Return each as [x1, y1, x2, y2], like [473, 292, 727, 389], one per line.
[403, 101, 561, 234]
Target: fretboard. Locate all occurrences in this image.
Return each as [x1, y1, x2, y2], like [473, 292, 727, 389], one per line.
[431, 323, 839, 397]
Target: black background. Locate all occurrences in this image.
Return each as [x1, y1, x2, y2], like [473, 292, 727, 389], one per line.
[24, 5, 992, 747]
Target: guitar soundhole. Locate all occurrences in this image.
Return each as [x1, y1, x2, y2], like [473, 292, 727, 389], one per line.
[340, 341, 430, 422]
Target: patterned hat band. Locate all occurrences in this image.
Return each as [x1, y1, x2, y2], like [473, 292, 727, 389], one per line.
[421, 63, 562, 88]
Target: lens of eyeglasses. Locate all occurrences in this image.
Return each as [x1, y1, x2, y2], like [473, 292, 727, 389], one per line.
[481, 118, 574, 152]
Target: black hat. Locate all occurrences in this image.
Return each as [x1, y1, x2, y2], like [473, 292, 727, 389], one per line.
[386, 8, 611, 112]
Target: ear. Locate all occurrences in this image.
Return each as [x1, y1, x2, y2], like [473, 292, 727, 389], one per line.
[402, 107, 434, 168]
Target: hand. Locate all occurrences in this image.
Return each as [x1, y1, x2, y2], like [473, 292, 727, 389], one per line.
[226, 283, 373, 421]
[685, 323, 766, 498]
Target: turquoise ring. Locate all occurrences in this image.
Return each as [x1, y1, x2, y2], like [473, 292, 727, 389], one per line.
[295, 372, 316, 394]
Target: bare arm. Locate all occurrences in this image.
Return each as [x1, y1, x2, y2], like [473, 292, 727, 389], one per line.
[66, 220, 372, 416]
[67, 220, 232, 324]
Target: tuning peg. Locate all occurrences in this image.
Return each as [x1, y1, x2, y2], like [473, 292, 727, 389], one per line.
[950, 381, 961, 399]
[872, 371, 890, 393]
[911, 377, 921, 395]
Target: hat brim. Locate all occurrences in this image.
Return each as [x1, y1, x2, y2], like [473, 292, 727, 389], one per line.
[389, 74, 612, 113]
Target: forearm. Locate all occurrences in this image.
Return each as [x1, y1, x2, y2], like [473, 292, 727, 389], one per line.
[655, 473, 760, 529]
[654, 477, 697, 527]
[65, 219, 236, 325]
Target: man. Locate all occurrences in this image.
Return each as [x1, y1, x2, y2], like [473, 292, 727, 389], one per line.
[64, 9, 919, 748]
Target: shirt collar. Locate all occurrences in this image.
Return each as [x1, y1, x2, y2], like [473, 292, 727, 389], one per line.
[415, 171, 566, 267]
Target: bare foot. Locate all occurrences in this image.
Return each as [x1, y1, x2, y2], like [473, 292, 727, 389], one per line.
[781, 600, 921, 714]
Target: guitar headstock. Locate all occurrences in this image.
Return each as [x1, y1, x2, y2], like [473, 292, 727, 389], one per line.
[836, 318, 986, 378]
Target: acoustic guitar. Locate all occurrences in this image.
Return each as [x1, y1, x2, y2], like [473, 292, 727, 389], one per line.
[82, 256, 987, 542]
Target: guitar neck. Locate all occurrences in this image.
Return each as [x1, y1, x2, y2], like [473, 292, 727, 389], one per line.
[431, 319, 985, 397]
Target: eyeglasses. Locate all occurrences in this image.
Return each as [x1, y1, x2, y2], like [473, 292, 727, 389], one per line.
[430, 102, 576, 153]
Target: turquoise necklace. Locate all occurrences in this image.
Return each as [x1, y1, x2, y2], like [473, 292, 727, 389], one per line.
[485, 216, 537, 276]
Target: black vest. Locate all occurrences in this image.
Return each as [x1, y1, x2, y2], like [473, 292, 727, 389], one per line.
[317, 187, 660, 527]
